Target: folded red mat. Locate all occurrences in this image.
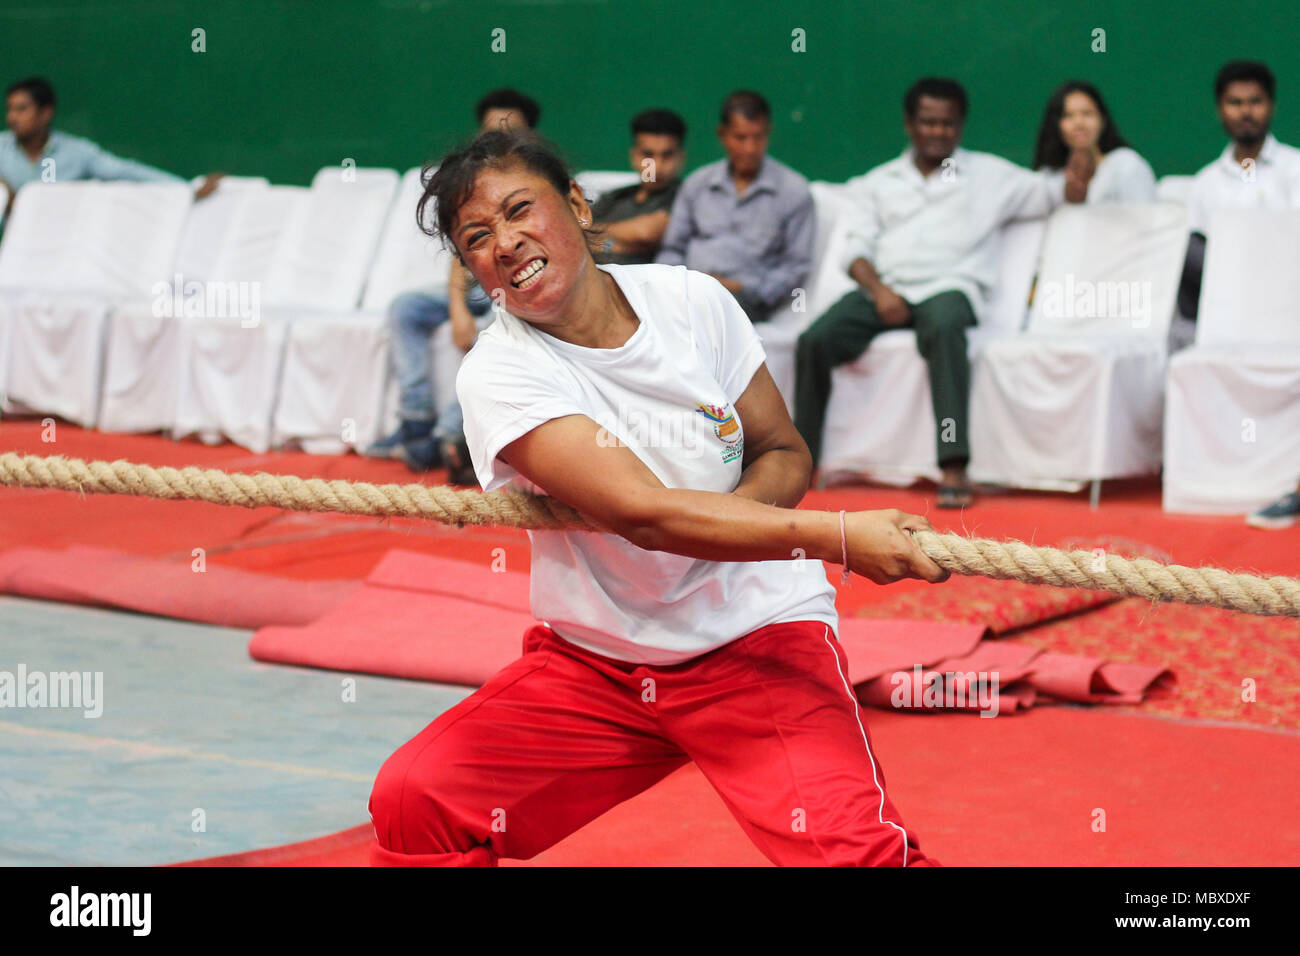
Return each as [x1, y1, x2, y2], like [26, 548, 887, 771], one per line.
[250, 549, 1175, 713]
[0, 544, 356, 628]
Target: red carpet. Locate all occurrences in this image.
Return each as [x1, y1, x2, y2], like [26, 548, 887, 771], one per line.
[173, 705, 1300, 866]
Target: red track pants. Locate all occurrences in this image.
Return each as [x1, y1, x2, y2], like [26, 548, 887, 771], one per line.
[368, 620, 938, 866]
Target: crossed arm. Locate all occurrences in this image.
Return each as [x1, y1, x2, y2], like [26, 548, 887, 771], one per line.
[598, 209, 671, 256]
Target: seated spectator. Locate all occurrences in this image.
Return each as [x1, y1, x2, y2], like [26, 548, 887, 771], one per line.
[589, 108, 686, 264]
[1033, 80, 1155, 207]
[364, 88, 541, 479]
[1176, 61, 1300, 340]
[793, 77, 1052, 509]
[0, 76, 222, 225]
[655, 90, 813, 324]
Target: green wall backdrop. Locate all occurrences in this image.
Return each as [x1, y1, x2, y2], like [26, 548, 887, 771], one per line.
[1, 0, 1296, 185]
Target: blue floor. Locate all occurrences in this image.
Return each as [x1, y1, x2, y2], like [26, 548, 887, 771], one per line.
[0, 595, 474, 865]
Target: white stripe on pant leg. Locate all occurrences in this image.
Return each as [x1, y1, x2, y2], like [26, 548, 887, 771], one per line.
[821, 625, 909, 866]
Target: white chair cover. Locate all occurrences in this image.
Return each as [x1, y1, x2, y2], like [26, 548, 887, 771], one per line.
[172, 176, 269, 281]
[1155, 175, 1195, 205]
[0, 183, 192, 425]
[1163, 209, 1300, 513]
[173, 311, 291, 453]
[99, 186, 307, 434]
[0, 181, 190, 296]
[360, 167, 454, 310]
[263, 167, 400, 311]
[173, 170, 399, 451]
[575, 170, 640, 205]
[969, 203, 1188, 488]
[272, 309, 390, 453]
[3, 293, 110, 427]
[754, 181, 850, 413]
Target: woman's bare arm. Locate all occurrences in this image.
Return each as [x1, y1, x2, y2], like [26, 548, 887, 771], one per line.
[497, 414, 948, 584]
[730, 363, 811, 509]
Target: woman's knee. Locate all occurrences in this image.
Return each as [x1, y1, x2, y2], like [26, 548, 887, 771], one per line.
[368, 743, 465, 854]
[914, 292, 974, 333]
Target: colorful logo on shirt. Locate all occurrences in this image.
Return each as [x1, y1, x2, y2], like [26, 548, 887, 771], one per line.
[695, 403, 744, 463]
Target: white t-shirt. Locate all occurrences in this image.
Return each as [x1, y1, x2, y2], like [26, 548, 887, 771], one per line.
[838, 147, 1053, 324]
[1042, 146, 1158, 209]
[1186, 134, 1300, 233]
[456, 262, 839, 665]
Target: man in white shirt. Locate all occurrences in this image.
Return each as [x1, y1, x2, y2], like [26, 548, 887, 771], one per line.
[1177, 61, 1300, 331]
[1186, 61, 1300, 235]
[1177, 61, 1300, 529]
[793, 78, 1052, 507]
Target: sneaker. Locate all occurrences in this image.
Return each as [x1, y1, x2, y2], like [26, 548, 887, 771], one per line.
[438, 434, 478, 486]
[364, 418, 435, 460]
[397, 435, 442, 473]
[1246, 492, 1300, 529]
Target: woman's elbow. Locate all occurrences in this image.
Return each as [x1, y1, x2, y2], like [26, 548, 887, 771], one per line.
[603, 493, 676, 552]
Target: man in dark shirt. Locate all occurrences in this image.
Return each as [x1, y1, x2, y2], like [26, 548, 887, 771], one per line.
[589, 108, 686, 264]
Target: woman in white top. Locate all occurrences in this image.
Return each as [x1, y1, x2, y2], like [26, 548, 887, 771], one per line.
[1034, 81, 1157, 207]
[366, 130, 949, 867]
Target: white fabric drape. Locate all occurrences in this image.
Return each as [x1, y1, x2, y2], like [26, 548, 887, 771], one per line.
[1163, 209, 1300, 513]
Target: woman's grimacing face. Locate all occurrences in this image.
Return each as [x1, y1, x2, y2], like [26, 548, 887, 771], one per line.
[1059, 91, 1103, 152]
[451, 164, 594, 324]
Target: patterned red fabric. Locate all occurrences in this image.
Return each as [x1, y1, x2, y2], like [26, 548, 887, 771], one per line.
[850, 536, 1296, 730]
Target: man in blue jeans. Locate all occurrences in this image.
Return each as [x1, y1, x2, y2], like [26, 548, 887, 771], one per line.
[365, 89, 539, 479]
[373, 279, 494, 479]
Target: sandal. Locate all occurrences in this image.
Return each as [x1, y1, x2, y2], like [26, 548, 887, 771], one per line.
[937, 482, 974, 509]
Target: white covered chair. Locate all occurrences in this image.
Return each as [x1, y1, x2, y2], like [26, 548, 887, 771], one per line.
[1163, 209, 1300, 513]
[171, 176, 270, 280]
[98, 185, 307, 435]
[575, 170, 640, 206]
[173, 168, 399, 452]
[969, 203, 1188, 493]
[0, 177, 12, 399]
[0, 296, 10, 404]
[818, 216, 1047, 484]
[0, 181, 192, 427]
[272, 168, 444, 454]
[0, 182, 91, 416]
[753, 181, 850, 413]
[0, 180, 18, 402]
[359, 167, 454, 310]
[1156, 175, 1195, 205]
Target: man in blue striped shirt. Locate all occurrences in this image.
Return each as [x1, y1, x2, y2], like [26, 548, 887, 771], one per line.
[656, 90, 814, 324]
[0, 76, 222, 222]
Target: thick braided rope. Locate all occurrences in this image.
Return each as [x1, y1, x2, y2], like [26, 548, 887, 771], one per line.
[910, 530, 1300, 619]
[0, 451, 604, 533]
[3, 451, 1298, 618]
